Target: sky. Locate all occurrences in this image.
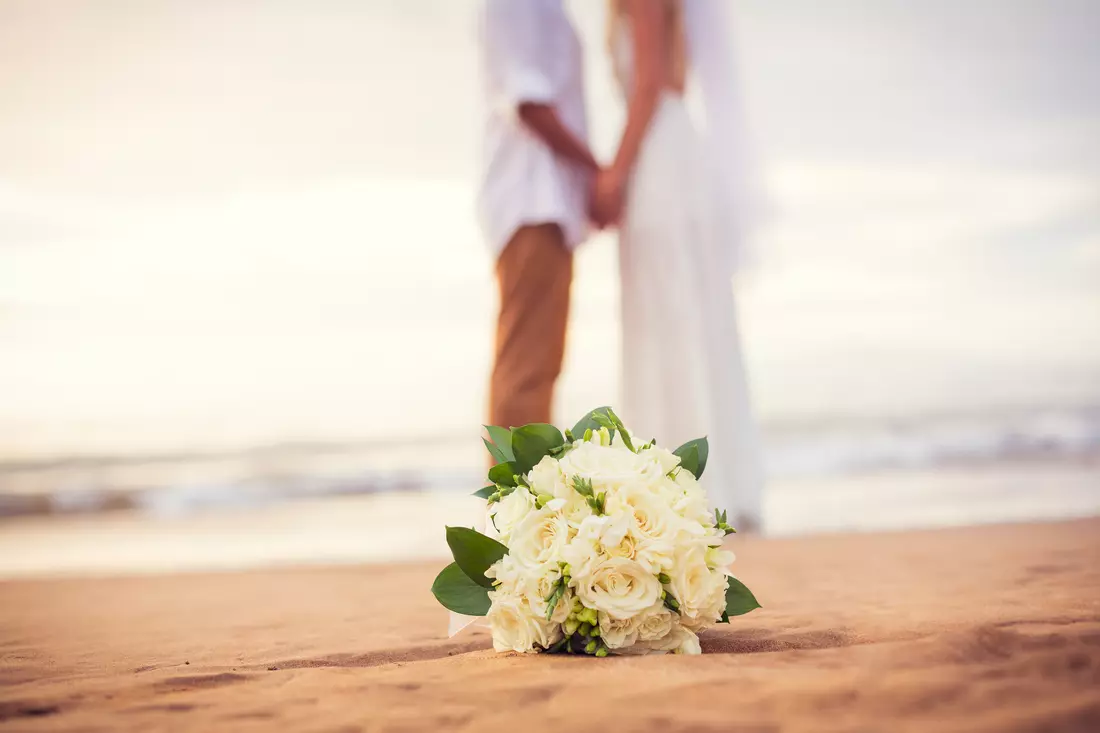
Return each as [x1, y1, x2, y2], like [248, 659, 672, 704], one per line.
[1, 0, 1099, 460]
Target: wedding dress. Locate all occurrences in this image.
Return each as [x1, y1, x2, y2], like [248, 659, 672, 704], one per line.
[610, 6, 763, 528]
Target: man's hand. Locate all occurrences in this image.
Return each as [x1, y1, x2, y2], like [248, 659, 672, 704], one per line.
[589, 168, 626, 230]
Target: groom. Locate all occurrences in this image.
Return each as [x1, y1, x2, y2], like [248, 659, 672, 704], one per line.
[477, 0, 602, 430]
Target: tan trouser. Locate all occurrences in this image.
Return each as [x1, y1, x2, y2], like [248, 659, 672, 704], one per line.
[489, 223, 572, 431]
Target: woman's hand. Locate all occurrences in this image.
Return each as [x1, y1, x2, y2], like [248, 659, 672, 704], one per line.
[590, 167, 626, 229]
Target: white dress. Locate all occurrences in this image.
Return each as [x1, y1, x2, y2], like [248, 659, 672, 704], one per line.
[612, 20, 764, 528]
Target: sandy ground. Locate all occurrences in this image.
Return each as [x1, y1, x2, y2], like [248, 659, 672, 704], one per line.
[2, 518, 1099, 732]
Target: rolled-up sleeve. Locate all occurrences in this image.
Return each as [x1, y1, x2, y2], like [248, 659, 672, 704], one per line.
[483, 0, 554, 109]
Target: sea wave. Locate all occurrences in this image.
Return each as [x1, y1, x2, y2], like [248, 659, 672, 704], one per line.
[1, 407, 1097, 519]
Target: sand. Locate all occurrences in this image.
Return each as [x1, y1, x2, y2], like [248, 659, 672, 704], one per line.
[2, 518, 1099, 732]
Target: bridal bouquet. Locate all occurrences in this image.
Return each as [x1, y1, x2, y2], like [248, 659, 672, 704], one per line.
[431, 407, 760, 656]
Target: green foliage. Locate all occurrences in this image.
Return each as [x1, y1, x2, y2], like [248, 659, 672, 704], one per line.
[713, 508, 737, 535]
[724, 575, 761, 618]
[571, 407, 616, 443]
[471, 486, 496, 499]
[673, 437, 709, 479]
[445, 526, 509, 589]
[430, 562, 491, 616]
[487, 461, 517, 487]
[571, 476, 605, 514]
[483, 438, 508, 465]
[484, 425, 515, 462]
[603, 407, 635, 452]
[510, 423, 565, 473]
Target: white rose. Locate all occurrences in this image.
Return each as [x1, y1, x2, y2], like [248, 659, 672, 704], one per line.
[668, 546, 727, 628]
[486, 590, 561, 653]
[685, 572, 729, 633]
[706, 545, 736, 572]
[488, 487, 535, 544]
[636, 622, 701, 655]
[634, 601, 675, 642]
[520, 561, 571, 623]
[672, 626, 702, 655]
[597, 611, 640, 650]
[605, 483, 683, 544]
[574, 557, 662, 621]
[527, 455, 568, 497]
[571, 512, 671, 575]
[641, 445, 681, 476]
[508, 507, 571, 568]
[557, 441, 643, 492]
[484, 554, 524, 595]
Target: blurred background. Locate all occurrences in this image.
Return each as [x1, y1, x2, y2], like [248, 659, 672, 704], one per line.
[2, 0, 1098, 576]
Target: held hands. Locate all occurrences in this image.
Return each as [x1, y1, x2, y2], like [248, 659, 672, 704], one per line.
[588, 167, 626, 230]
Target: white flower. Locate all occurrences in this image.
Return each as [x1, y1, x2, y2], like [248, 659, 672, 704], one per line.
[555, 489, 594, 528]
[486, 590, 561, 653]
[557, 440, 643, 490]
[527, 455, 568, 497]
[484, 554, 524, 595]
[642, 445, 681, 476]
[564, 513, 638, 580]
[634, 622, 701, 655]
[576, 513, 631, 548]
[634, 602, 675, 642]
[597, 611, 640, 650]
[508, 507, 571, 568]
[605, 483, 682, 544]
[567, 512, 671, 575]
[574, 556, 662, 621]
[672, 626, 702, 655]
[687, 574, 729, 633]
[668, 546, 728, 629]
[599, 600, 674, 650]
[706, 545, 735, 572]
[488, 487, 535, 544]
[560, 533, 600, 581]
[521, 561, 571, 623]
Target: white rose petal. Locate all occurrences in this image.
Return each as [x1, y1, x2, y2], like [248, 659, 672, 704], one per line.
[489, 488, 535, 545]
[509, 507, 571, 568]
[597, 611, 641, 650]
[669, 546, 728, 630]
[528, 455, 568, 497]
[574, 557, 662, 621]
[634, 601, 675, 642]
[486, 590, 561, 653]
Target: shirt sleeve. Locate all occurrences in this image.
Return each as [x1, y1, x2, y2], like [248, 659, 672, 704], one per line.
[483, 0, 555, 108]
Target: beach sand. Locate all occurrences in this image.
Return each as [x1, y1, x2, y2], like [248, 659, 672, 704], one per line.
[2, 518, 1099, 732]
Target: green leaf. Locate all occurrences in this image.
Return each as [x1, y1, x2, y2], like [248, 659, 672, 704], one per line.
[510, 423, 564, 473]
[471, 486, 496, 499]
[725, 575, 761, 617]
[431, 562, 491, 615]
[604, 407, 635, 452]
[487, 461, 517, 487]
[673, 437, 709, 479]
[571, 407, 616, 442]
[446, 526, 509, 588]
[484, 425, 515, 462]
[483, 438, 508, 465]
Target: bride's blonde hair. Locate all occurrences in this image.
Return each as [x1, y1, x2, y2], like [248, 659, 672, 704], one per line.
[607, 0, 688, 91]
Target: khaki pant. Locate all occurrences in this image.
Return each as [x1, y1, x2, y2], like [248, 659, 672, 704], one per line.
[489, 223, 572, 430]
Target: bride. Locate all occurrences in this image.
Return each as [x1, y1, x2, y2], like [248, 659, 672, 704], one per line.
[593, 0, 764, 530]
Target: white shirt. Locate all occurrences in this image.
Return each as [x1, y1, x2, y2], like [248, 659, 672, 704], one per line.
[477, 0, 590, 257]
